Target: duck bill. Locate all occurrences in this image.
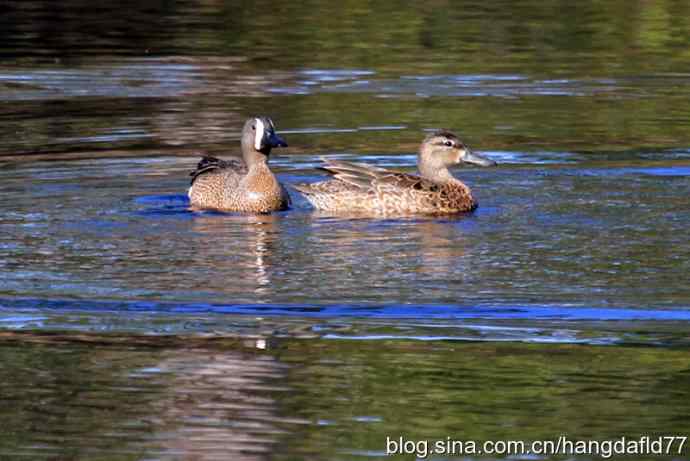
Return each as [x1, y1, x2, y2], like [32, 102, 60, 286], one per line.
[267, 131, 288, 148]
[462, 149, 496, 167]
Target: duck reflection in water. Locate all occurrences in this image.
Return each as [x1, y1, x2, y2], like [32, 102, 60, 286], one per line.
[148, 341, 292, 460]
[0, 333, 294, 461]
[189, 213, 283, 298]
[295, 214, 471, 301]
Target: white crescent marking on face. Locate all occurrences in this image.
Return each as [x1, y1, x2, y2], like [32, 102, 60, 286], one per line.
[254, 118, 265, 150]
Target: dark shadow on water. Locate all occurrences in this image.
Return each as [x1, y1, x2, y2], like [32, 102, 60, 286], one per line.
[4, 297, 690, 321]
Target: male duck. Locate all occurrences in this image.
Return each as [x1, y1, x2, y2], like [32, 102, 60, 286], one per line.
[188, 116, 290, 213]
[294, 130, 496, 215]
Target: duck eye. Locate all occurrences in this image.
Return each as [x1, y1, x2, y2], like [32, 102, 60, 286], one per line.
[444, 140, 453, 147]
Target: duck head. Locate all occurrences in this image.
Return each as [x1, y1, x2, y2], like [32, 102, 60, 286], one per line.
[241, 116, 288, 165]
[418, 130, 495, 181]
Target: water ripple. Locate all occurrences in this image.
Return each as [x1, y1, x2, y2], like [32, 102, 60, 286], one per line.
[272, 71, 690, 99]
[1, 298, 689, 347]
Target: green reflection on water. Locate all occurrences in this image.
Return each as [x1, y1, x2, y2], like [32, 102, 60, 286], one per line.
[278, 339, 690, 459]
[1, 334, 688, 460]
[203, 0, 690, 75]
[3, 0, 690, 156]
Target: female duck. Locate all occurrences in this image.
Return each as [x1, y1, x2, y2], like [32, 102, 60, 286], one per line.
[188, 116, 290, 213]
[294, 130, 496, 215]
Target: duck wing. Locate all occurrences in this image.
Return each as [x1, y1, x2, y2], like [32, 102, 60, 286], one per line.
[190, 155, 247, 185]
[319, 159, 440, 192]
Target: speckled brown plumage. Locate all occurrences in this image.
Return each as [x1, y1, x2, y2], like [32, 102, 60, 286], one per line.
[188, 156, 290, 213]
[187, 117, 290, 213]
[294, 130, 496, 215]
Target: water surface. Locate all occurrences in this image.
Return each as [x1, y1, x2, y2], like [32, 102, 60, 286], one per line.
[1, 1, 690, 459]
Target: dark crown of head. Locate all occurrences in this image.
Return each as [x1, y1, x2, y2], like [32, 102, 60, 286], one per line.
[254, 116, 274, 125]
[432, 129, 458, 139]
[424, 129, 459, 143]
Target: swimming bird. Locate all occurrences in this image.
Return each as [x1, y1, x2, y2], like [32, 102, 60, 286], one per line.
[188, 116, 290, 213]
[293, 130, 496, 215]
